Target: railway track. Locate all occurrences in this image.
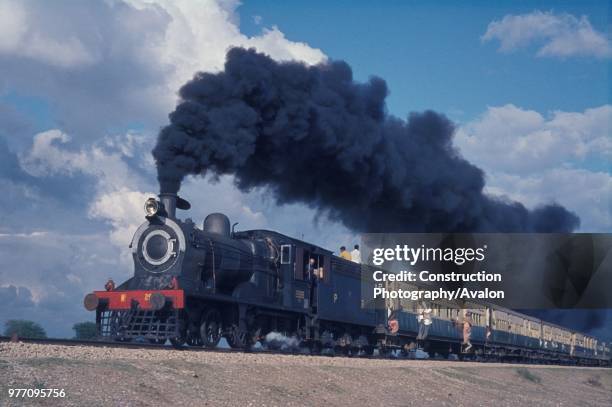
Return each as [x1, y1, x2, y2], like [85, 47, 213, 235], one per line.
[0, 335, 376, 359]
[0, 335, 261, 355]
[2, 335, 608, 367]
[0, 334, 453, 360]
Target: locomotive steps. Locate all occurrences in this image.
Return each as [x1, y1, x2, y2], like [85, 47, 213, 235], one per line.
[2, 341, 610, 406]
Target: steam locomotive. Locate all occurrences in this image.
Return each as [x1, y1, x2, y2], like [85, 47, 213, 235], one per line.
[84, 193, 610, 365]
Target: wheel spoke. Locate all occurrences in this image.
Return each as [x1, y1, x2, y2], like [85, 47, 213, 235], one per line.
[201, 310, 222, 348]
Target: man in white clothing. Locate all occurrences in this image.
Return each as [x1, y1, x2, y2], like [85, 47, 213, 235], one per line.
[351, 244, 361, 263]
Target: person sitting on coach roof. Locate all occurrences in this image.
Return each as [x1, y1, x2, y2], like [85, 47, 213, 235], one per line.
[351, 244, 361, 263]
[339, 246, 352, 261]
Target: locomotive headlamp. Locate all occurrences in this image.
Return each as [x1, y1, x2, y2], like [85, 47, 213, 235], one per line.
[144, 198, 159, 217]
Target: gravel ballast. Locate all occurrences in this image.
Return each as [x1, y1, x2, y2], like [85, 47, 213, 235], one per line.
[1, 342, 610, 406]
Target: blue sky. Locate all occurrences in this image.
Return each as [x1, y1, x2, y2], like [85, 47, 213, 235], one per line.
[0, 0, 609, 338]
[3, 1, 609, 134]
[239, 0, 610, 121]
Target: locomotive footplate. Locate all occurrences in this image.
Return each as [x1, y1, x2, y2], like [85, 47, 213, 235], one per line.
[85, 289, 185, 311]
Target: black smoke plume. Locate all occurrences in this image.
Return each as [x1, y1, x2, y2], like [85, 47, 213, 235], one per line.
[153, 48, 579, 233]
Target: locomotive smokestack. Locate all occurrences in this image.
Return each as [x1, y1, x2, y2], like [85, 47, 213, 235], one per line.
[159, 192, 177, 219]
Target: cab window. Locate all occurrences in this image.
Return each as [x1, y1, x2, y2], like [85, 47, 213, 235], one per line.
[300, 250, 328, 282]
[280, 245, 291, 264]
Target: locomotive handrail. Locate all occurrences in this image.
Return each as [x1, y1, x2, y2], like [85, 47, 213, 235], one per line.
[209, 238, 216, 290]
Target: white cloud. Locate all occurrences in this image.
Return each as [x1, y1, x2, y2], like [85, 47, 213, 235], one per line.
[483, 168, 611, 232]
[180, 175, 267, 229]
[482, 11, 611, 58]
[0, 0, 97, 68]
[128, 0, 326, 103]
[247, 27, 325, 65]
[20, 130, 144, 191]
[455, 104, 612, 174]
[0, 231, 47, 238]
[89, 188, 155, 265]
[0, 1, 28, 53]
[20, 130, 87, 176]
[0, 0, 171, 139]
[0, 0, 326, 143]
[455, 104, 612, 232]
[18, 129, 155, 256]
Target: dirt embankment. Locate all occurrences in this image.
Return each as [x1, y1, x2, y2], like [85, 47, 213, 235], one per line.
[1, 342, 610, 406]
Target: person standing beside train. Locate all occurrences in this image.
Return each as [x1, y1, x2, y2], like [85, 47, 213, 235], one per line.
[416, 301, 432, 349]
[462, 310, 473, 352]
